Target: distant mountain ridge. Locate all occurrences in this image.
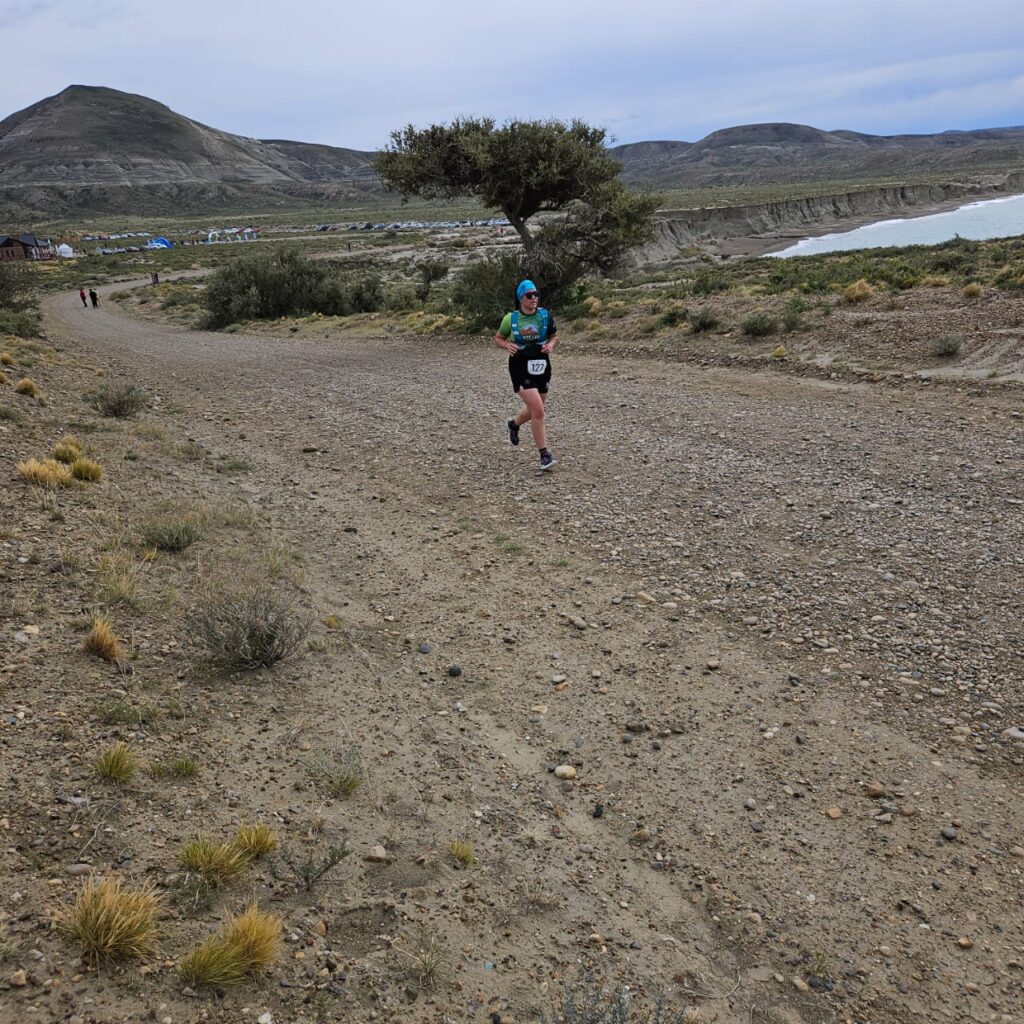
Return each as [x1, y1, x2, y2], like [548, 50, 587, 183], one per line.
[3, 85, 1024, 220]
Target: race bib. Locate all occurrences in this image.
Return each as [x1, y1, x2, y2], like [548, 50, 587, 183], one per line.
[527, 359, 548, 376]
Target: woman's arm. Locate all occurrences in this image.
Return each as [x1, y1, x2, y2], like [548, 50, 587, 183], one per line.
[541, 331, 558, 354]
[495, 331, 518, 354]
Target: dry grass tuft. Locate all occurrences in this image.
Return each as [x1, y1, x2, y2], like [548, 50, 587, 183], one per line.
[93, 742, 139, 784]
[842, 279, 873, 303]
[52, 436, 83, 463]
[962, 282, 983, 298]
[96, 549, 144, 606]
[140, 514, 203, 552]
[179, 837, 251, 886]
[0, 351, 13, 366]
[71, 456, 103, 482]
[13, 377, 39, 397]
[61, 876, 161, 963]
[83, 615, 125, 662]
[0, 370, 6, 385]
[17, 457, 74, 489]
[177, 905, 281, 987]
[448, 839, 475, 866]
[232, 823, 279, 858]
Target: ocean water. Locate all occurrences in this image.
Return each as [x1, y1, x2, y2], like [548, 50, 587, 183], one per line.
[768, 192, 1024, 258]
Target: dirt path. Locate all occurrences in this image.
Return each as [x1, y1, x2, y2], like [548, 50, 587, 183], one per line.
[10, 290, 1023, 1022]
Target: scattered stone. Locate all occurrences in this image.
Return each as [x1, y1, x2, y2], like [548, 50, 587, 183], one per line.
[553, 765, 576, 780]
[417, 642, 431, 654]
[865, 782, 886, 798]
[10, 969, 27, 987]
[957, 937, 974, 950]
[825, 807, 842, 819]
[447, 664, 462, 677]
[258, 1013, 274, 1024]
[705, 658, 720, 671]
[365, 845, 389, 863]
[792, 977, 809, 992]
[1002, 726, 1024, 742]
[941, 827, 958, 841]
[66, 863, 92, 876]
[1009, 846, 1024, 859]
[592, 803, 605, 819]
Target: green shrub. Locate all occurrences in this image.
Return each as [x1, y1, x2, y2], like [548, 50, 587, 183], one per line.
[0, 308, 41, 338]
[416, 259, 448, 301]
[688, 270, 729, 296]
[203, 248, 381, 328]
[932, 334, 963, 358]
[449, 253, 526, 331]
[740, 312, 778, 337]
[140, 516, 203, 552]
[659, 305, 688, 327]
[92, 383, 148, 418]
[686, 306, 720, 333]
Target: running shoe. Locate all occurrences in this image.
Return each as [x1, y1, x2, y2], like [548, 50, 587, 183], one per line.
[507, 419, 520, 446]
[539, 450, 556, 471]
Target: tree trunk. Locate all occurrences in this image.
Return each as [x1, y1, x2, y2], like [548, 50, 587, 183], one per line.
[505, 211, 535, 251]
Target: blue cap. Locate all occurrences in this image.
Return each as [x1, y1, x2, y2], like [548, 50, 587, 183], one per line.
[516, 279, 538, 302]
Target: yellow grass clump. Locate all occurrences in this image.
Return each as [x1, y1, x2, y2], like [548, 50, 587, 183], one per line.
[71, 456, 103, 482]
[842, 279, 873, 303]
[448, 839, 475, 866]
[0, 370, 6, 385]
[52, 435, 83, 463]
[962, 283, 983, 298]
[179, 837, 251, 886]
[232, 823, 279, 858]
[83, 614, 125, 662]
[61, 876, 161, 963]
[13, 377, 39, 397]
[0, 351, 13, 366]
[177, 905, 281, 987]
[93, 742, 139, 784]
[17, 457, 73, 489]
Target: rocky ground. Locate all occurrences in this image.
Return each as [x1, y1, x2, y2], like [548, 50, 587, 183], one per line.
[0, 283, 1022, 1024]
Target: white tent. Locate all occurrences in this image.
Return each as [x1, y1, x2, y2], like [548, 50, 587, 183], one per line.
[56, 243, 75, 258]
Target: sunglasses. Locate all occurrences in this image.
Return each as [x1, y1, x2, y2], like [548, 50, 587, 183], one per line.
[522, 291, 538, 299]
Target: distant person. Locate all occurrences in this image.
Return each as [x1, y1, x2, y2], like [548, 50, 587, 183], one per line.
[494, 279, 559, 471]
[88, 288, 99, 309]
[151, 272, 159, 286]
[78, 288, 87, 308]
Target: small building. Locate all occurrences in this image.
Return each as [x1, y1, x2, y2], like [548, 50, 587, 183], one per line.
[0, 235, 26, 260]
[0, 233, 54, 259]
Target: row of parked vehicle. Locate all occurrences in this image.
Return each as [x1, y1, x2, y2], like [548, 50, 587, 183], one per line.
[314, 217, 508, 232]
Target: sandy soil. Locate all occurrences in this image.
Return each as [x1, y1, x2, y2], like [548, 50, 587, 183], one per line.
[1, 285, 1022, 1024]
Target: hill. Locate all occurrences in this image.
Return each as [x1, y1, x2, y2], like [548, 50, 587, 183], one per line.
[3, 86, 1024, 221]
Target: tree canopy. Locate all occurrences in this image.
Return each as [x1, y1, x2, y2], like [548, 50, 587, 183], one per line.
[377, 117, 657, 295]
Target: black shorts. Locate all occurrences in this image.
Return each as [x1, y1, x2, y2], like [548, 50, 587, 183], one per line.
[509, 352, 552, 393]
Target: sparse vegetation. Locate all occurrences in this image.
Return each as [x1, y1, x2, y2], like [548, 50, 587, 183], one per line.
[14, 377, 39, 397]
[150, 754, 199, 779]
[92, 382, 148, 418]
[962, 282, 983, 298]
[96, 549, 144, 606]
[189, 576, 309, 671]
[398, 932, 448, 989]
[61, 877, 161, 963]
[842, 278, 874, 303]
[179, 836, 251, 887]
[93, 742, 139, 784]
[83, 615, 126, 661]
[177, 905, 281, 988]
[52, 436, 83, 463]
[270, 842, 350, 892]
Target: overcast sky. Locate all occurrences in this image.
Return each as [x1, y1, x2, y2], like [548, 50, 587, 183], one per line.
[4, 0, 1023, 150]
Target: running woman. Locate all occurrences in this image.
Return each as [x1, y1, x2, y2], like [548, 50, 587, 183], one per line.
[494, 279, 559, 470]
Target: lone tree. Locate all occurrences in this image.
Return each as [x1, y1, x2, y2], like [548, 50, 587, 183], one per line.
[377, 117, 657, 297]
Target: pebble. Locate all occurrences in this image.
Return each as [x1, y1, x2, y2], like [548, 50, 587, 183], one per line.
[258, 1014, 274, 1024]
[865, 782, 886, 798]
[592, 803, 604, 819]
[792, 977, 809, 992]
[365, 845, 389, 862]
[447, 664, 462, 677]
[941, 827, 958, 841]
[417, 642, 431, 654]
[825, 807, 842, 819]
[1002, 727, 1024, 742]
[957, 937, 974, 950]
[554, 765, 576, 780]
[1009, 846, 1024, 859]
[66, 863, 92, 876]
[10, 969, 27, 987]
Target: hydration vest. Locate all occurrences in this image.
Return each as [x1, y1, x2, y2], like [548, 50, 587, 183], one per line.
[510, 309, 550, 349]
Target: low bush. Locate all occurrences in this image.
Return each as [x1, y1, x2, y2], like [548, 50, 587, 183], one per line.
[269, 842, 350, 892]
[932, 334, 963, 358]
[0, 308, 42, 338]
[140, 515, 203, 552]
[686, 306, 720, 333]
[232, 823, 279, 858]
[189, 577, 309, 671]
[962, 282, 983, 298]
[71, 456, 103, 482]
[52, 436, 83, 463]
[13, 377, 39, 397]
[740, 312, 778, 337]
[449, 253, 526, 331]
[61, 877, 160, 964]
[92, 383, 147, 418]
[179, 837, 251, 886]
